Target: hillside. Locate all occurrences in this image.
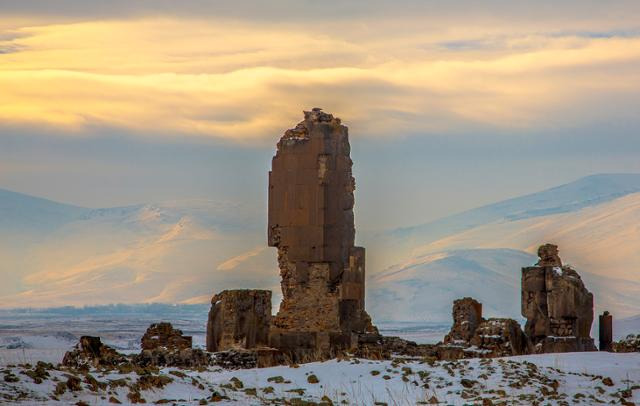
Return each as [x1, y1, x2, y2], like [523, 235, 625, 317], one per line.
[367, 173, 640, 275]
[0, 192, 277, 307]
[368, 248, 640, 323]
[366, 174, 640, 321]
[1, 174, 640, 324]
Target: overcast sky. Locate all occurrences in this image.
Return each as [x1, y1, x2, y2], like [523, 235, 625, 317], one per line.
[1, 0, 640, 229]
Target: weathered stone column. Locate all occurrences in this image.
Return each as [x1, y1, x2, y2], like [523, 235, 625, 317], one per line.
[599, 311, 613, 352]
[267, 108, 375, 359]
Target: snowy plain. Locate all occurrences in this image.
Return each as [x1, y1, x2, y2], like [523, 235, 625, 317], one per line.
[1, 351, 639, 405]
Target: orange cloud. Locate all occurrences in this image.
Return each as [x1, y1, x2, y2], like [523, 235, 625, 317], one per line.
[1, 17, 639, 140]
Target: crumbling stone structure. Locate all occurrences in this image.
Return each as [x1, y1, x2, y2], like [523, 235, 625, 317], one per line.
[599, 311, 613, 352]
[443, 297, 483, 344]
[267, 108, 375, 359]
[206, 290, 271, 352]
[136, 322, 210, 367]
[469, 318, 528, 357]
[522, 244, 597, 353]
[62, 336, 127, 369]
[141, 322, 192, 351]
[440, 297, 527, 360]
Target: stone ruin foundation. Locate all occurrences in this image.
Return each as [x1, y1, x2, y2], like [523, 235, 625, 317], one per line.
[141, 322, 192, 351]
[521, 244, 597, 353]
[63, 323, 211, 369]
[440, 297, 528, 359]
[135, 323, 209, 368]
[62, 336, 127, 369]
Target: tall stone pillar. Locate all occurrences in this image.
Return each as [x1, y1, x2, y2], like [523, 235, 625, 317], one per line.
[599, 311, 613, 352]
[267, 108, 375, 359]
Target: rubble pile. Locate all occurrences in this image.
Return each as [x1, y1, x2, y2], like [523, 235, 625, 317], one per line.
[61, 336, 127, 369]
[612, 335, 640, 353]
[136, 323, 210, 367]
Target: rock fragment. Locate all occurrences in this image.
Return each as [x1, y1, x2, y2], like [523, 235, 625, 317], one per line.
[62, 336, 127, 369]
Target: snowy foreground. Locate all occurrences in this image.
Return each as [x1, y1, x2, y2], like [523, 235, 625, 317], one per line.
[1, 351, 639, 405]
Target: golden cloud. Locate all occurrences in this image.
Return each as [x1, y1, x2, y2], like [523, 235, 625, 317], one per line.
[1, 17, 639, 140]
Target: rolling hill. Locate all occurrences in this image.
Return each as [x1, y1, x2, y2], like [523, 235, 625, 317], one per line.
[367, 173, 640, 322]
[1, 173, 639, 327]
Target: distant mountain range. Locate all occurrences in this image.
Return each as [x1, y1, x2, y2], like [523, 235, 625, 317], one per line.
[0, 190, 278, 306]
[367, 173, 640, 322]
[1, 173, 640, 328]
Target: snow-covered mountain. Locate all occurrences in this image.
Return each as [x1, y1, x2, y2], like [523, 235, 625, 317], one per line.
[0, 189, 89, 233]
[368, 248, 640, 323]
[0, 189, 278, 307]
[1, 173, 640, 327]
[367, 174, 640, 274]
[367, 173, 640, 322]
[368, 248, 532, 322]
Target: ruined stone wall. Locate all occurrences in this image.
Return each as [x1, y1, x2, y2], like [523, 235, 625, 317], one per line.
[521, 244, 596, 353]
[141, 322, 192, 351]
[441, 297, 527, 359]
[443, 297, 483, 344]
[268, 108, 374, 357]
[206, 290, 271, 352]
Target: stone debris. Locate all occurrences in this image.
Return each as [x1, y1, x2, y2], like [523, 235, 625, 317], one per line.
[211, 348, 285, 369]
[137, 322, 209, 367]
[439, 299, 527, 360]
[134, 347, 210, 368]
[522, 244, 596, 353]
[355, 334, 438, 360]
[61, 336, 127, 369]
[206, 289, 271, 352]
[63, 323, 213, 370]
[141, 322, 192, 351]
[612, 334, 640, 353]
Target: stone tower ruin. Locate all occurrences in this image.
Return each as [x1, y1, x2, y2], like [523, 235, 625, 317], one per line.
[521, 244, 597, 353]
[268, 108, 375, 357]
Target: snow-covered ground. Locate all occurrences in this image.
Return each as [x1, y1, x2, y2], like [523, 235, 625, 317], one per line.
[1, 351, 638, 405]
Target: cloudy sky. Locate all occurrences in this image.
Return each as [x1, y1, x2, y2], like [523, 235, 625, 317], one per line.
[2, 0, 640, 229]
